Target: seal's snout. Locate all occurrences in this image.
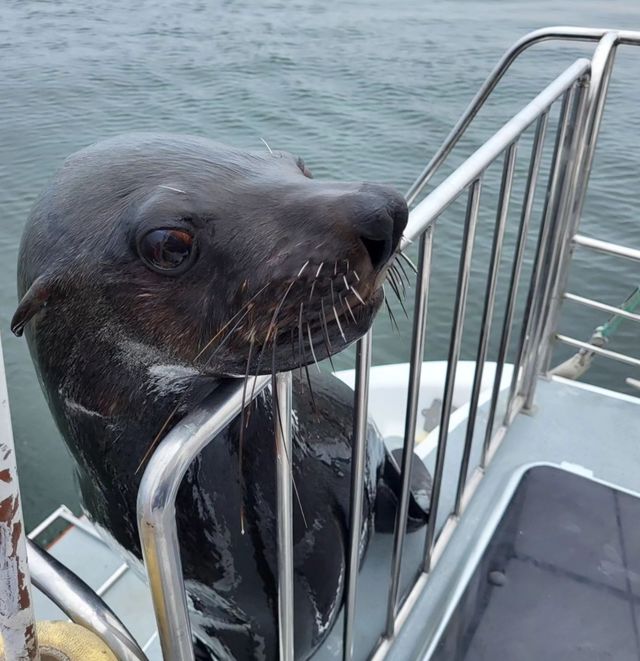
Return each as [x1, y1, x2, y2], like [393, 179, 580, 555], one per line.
[353, 185, 408, 271]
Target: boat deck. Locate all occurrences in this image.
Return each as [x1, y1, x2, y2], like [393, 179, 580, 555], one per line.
[32, 374, 640, 660]
[389, 375, 640, 660]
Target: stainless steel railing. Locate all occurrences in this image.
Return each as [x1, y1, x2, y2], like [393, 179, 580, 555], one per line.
[130, 26, 639, 661]
[371, 28, 640, 660]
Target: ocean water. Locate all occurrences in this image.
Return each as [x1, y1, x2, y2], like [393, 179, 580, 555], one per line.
[1, 0, 639, 528]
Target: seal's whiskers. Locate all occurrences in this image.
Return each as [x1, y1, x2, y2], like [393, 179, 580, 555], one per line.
[398, 250, 418, 274]
[307, 323, 320, 373]
[319, 299, 336, 371]
[332, 305, 346, 342]
[298, 302, 317, 412]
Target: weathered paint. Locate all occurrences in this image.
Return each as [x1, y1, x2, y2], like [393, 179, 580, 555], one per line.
[0, 336, 39, 660]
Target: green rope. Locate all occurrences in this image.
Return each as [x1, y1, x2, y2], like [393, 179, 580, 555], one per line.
[593, 286, 640, 342]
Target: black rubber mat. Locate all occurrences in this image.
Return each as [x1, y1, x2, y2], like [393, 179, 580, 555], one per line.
[432, 465, 640, 661]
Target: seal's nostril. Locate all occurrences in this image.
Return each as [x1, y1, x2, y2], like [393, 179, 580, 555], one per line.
[360, 235, 391, 270]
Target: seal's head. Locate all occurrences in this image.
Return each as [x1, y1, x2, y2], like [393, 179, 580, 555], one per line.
[12, 133, 407, 376]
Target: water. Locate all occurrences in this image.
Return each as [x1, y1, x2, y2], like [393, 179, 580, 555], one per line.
[1, 1, 639, 529]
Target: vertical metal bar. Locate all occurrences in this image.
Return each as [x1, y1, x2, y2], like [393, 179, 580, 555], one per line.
[480, 112, 548, 450]
[454, 144, 517, 513]
[0, 338, 39, 660]
[423, 179, 481, 571]
[384, 225, 434, 637]
[502, 102, 574, 425]
[275, 371, 295, 661]
[486, 83, 578, 449]
[536, 32, 619, 379]
[521, 75, 591, 409]
[342, 332, 372, 661]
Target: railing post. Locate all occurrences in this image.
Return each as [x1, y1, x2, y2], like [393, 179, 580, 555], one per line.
[423, 179, 482, 571]
[535, 33, 619, 381]
[384, 225, 434, 638]
[274, 372, 295, 661]
[517, 78, 589, 409]
[0, 336, 39, 660]
[342, 333, 372, 660]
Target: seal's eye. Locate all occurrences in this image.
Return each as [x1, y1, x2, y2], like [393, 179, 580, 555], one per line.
[138, 229, 195, 273]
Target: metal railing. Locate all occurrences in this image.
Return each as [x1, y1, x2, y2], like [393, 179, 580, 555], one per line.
[131, 26, 640, 661]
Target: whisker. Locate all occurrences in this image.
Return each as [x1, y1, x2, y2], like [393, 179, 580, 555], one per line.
[389, 265, 406, 298]
[194, 283, 270, 361]
[395, 258, 412, 287]
[384, 296, 400, 333]
[299, 303, 317, 412]
[135, 402, 180, 474]
[343, 296, 357, 323]
[398, 251, 418, 274]
[315, 262, 324, 278]
[320, 298, 336, 371]
[353, 270, 360, 282]
[260, 137, 274, 155]
[297, 260, 310, 278]
[342, 275, 350, 291]
[307, 323, 321, 373]
[249, 279, 297, 404]
[351, 287, 366, 306]
[333, 305, 346, 341]
[387, 272, 409, 319]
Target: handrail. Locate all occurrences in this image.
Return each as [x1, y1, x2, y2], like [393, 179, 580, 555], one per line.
[402, 57, 591, 247]
[137, 376, 270, 661]
[405, 26, 640, 207]
[573, 234, 640, 261]
[27, 541, 146, 661]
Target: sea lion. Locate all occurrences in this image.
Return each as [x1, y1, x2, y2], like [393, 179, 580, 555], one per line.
[12, 133, 430, 660]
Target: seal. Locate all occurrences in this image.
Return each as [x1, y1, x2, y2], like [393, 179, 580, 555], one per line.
[12, 133, 431, 660]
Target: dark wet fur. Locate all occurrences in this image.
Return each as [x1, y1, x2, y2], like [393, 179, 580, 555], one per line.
[13, 133, 429, 660]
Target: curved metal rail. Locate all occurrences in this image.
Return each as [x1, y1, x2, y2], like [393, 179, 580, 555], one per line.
[372, 27, 640, 660]
[136, 375, 270, 661]
[27, 541, 146, 661]
[405, 26, 640, 207]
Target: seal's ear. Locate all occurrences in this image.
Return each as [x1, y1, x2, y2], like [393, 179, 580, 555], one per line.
[11, 277, 52, 337]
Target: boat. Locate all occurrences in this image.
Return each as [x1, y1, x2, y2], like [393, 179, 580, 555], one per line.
[1, 25, 639, 661]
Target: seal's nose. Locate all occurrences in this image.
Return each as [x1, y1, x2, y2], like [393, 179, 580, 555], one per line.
[355, 185, 408, 270]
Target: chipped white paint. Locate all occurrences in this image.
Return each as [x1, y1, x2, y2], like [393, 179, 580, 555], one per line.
[0, 336, 39, 659]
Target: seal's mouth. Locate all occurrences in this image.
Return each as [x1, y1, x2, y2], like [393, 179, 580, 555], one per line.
[193, 250, 408, 377]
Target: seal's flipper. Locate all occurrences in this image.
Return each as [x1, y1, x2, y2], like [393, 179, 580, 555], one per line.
[374, 447, 432, 533]
[11, 277, 52, 337]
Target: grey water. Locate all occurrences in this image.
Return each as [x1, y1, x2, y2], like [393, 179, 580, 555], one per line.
[1, 1, 639, 529]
